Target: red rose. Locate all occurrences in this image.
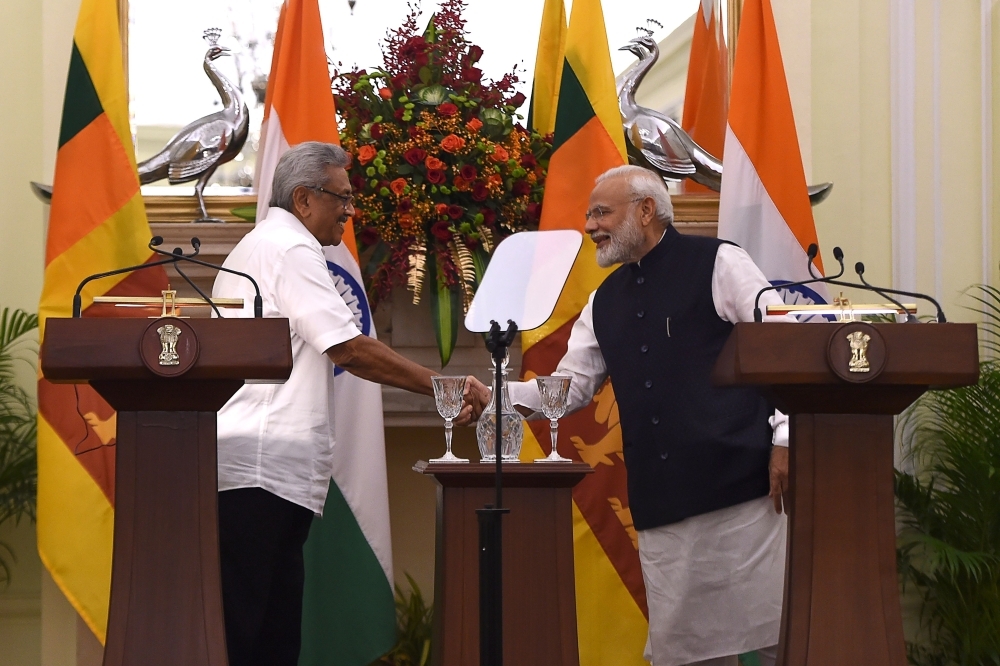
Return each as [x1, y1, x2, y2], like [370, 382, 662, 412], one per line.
[472, 181, 489, 202]
[404, 148, 427, 166]
[400, 36, 427, 60]
[427, 169, 446, 184]
[394, 107, 406, 120]
[356, 145, 377, 165]
[370, 123, 384, 139]
[408, 126, 424, 139]
[358, 227, 379, 246]
[460, 164, 478, 180]
[461, 67, 483, 83]
[509, 92, 527, 108]
[398, 198, 413, 212]
[525, 202, 541, 220]
[440, 134, 466, 153]
[437, 102, 459, 117]
[482, 208, 497, 225]
[431, 221, 452, 241]
[447, 204, 464, 220]
[467, 45, 484, 64]
[520, 153, 537, 168]
[350, 174, 367, 191]
[512, 180, 531, 196]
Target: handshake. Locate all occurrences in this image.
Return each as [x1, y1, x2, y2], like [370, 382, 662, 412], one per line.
[453, 375, 492, 426]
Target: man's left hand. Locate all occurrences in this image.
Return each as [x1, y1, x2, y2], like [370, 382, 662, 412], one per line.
[769, 446, 789, 514]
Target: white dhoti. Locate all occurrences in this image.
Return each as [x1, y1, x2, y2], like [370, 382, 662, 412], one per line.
[638, 496, 786, 666]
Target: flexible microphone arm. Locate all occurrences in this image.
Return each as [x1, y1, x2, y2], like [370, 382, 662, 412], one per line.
[147, 239, 223, 319]
[72, 254, 182, 318]
[150, 236, 264, 318]
[854, 263, 917, 323]
[753, 245, 845, 322]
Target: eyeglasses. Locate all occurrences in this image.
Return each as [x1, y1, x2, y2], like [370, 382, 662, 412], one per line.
[584, 197, 645, 222]
[309, 186, 354, 207]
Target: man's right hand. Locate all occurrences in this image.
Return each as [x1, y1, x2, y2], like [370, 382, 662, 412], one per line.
[462, 376, 491, 422]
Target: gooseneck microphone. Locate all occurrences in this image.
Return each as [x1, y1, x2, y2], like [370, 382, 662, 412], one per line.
[854, 263, 917, 323]
[752, 244, 845, 322]
[147, 237, 222, 319]
[149, 236, 264, 318]
[853, 262, 947, 323]
[72, 237, 264, 318]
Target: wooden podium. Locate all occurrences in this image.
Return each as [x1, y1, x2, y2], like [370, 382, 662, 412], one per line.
[41, 316, 292, 666]
[415, 461, 591, 666]
[713, 322, 979, 666]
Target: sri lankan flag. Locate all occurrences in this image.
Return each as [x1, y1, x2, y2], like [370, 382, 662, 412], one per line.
[519, 0, 648, 663]
[37, 0, 165, 642]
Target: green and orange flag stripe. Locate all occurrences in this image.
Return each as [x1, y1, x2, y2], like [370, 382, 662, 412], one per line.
[37, 0, 165, 642]
[521, 0, 648, 663]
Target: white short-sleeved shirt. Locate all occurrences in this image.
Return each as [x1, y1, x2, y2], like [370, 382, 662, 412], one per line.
[213, 207, 361, 514]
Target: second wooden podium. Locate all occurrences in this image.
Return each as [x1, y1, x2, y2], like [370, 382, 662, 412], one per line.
[713, 321, 979, 666]
[41, 316, 292, 666]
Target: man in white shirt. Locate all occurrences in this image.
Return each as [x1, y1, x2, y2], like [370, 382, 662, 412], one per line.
[212, 142, 467, 666]
[473, 165, 791, 666]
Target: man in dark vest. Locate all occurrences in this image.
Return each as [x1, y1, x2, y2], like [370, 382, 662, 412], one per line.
[498, 165, 792, 666]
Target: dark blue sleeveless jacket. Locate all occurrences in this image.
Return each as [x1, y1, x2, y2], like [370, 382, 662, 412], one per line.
[592, 226, 772, 530]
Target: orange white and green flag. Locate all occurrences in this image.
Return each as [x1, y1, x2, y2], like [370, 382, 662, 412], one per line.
[255, 2, 395, 665]
[717, 0, 827, 304]
[520, 0, 648, 663]
[36, 0, 166, 642]
[682, 0, 729, 193]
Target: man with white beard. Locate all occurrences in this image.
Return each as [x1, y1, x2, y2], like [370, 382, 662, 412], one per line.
[476, 165, 793, 666]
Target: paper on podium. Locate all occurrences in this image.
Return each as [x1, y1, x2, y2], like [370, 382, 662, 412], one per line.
[464, 230, 583, 333]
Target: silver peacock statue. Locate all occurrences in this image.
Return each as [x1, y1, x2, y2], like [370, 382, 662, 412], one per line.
[618, 32, 832, 205]
[32, 28, 250, 221]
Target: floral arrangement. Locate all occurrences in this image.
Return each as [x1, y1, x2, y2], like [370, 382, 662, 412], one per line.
[333, 0, 551, 365]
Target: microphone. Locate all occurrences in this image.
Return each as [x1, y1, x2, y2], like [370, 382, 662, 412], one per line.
[73, 250, 182, 318]
[149, 236, 264, 318]
[753, 244, 845, 322]
[852, 262, 947, 323]
[854, 263, 917, 322]
[147, 237, 222, 319]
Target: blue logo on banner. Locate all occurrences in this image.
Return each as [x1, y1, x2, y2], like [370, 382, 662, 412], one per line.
[769, 280, 834, 322]
[327, 260, 372, 376]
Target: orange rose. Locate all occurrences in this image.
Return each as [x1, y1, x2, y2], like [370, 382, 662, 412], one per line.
[435, 203, 450, 217]
[425, 156, 447, 171]
[466, 118, 484, 133]
[378, 88, 393, 99]
[452, 176, 471, 192]
[487, 174, 503, 188]
[490, 146, 509, 163]
[440, 134, 466, 153]
[390, 178, 407, 196]
[399, 213, 416, 230]
[357, 145, 377, 165]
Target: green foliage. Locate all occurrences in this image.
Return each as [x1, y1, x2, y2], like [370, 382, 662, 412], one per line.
[371, 573, 433, 666]
[0, 308, 40, 587]
[896, 286, 1000, 666]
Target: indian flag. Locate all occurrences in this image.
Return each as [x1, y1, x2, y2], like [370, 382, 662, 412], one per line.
[36, 0, 167, 642]
[681, 0, 729, 194]
[520, 0, 649, 663]
[717, 0, 828, 304]
[254, 2, 395, 665]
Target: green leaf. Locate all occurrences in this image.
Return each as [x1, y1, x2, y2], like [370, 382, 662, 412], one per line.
[396, 164, 413, 175]
[418, 66, 432, 84]
[472, 248, 490, 286]
[429, 257, 460, 368]
[229, 205, 257, 222]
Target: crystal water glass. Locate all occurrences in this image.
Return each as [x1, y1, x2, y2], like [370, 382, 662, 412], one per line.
[430, 376, 469, 463]
[534, 376, 572, 463]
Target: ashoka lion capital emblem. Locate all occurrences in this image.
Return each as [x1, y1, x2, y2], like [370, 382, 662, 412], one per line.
[847, 330, 871, 373]
[157, 324, 182, 366]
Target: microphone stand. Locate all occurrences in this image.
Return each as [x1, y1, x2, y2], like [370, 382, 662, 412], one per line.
[478, 319, 517, 666]
[148, 238, 223, 319]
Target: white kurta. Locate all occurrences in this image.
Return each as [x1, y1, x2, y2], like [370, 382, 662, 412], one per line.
[508, 242, 793, 666]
